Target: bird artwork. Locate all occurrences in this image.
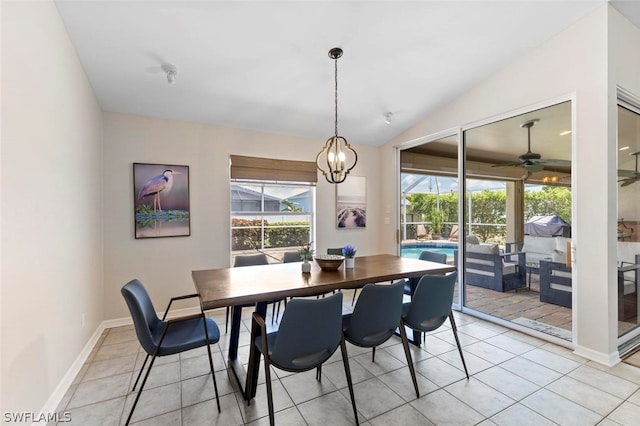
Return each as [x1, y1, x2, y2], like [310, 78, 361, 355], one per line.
[138, 169, 181, 213]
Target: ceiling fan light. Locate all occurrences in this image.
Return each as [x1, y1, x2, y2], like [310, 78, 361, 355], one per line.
[162, 64, 177, 84]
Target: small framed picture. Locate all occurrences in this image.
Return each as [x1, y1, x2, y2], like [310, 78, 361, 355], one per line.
[133, 163, 190, 238]
[336, 176, 366, 228]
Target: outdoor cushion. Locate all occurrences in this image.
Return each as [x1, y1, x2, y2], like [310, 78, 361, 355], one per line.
[466, 243, 499, 255]
[552, 237, 570, 263]
[465, 243, 500, 269]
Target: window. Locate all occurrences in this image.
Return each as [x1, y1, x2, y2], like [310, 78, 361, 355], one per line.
[230, 181, 315, 262]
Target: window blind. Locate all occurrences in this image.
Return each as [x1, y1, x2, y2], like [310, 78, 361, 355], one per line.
[230, 155, 317, 184]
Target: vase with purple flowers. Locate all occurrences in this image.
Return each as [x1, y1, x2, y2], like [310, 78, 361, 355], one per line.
[342, 244, 357, 269]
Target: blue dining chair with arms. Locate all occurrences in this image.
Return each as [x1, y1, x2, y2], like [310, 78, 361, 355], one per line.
[401, 272, 468, 398]
[121, 279, 221, 425]
[250, 292, 359, 426]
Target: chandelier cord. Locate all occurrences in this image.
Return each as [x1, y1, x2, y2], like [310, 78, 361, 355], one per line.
[334, 56, 338, 137]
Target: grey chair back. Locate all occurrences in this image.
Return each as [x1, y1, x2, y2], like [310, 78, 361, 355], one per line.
[269, 292, 343, 370]
[234, 253, 268, 267]
[419, 250, 447, 264]
[404, 272, 457, 332]
[283, 251, 301, 263]
[344, 280, 405, 347]
[406, 251, 447, 296]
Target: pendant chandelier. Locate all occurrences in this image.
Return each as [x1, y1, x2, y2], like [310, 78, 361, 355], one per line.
[316, 47, 358, 184]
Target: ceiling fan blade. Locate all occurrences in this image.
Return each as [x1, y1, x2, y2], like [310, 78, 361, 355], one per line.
[538, 159, 571, 167]
[491, 162, 523, 168]
[618, 169, 637, 178]
[620, 176, 640, 187]
[525, 163, 545, 173]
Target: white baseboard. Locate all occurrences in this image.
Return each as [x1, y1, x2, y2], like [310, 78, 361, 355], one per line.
[573, 344, 621, 367]
[39, 305, 203, 419]
[38, 321, 107, 417]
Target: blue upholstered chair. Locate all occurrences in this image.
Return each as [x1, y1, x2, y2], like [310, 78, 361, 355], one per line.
[401, 272, 469, 398]
[327, 247, 360, 304]
[282, 251, 301, 263]
[231, 253, 286, 327]
[250, 293, 359, 426]
[121, 279, 221, 425]
[343, 280, 411, 364]
[406, 250, 448, 296]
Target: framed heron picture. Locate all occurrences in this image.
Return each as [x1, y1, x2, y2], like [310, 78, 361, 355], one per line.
[336, 176, 366, 228]
[133, 163, 190, 239]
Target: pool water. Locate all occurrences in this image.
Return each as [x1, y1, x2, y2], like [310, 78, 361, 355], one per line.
[401, 245, 458, 259]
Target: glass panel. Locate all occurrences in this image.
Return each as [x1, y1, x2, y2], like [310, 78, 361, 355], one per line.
[463, 101, 572, 341]
[399, 134, 460, 305]
[618, 104, 640, 337]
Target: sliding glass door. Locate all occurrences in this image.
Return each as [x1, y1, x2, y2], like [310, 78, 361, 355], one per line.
[398, 100, 574, 343]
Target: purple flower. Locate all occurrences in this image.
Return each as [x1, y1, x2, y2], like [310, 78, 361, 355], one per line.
[342, 244, 357, 257]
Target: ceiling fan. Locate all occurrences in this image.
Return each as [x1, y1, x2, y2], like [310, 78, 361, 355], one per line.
[491, 119, 571, 174]
[618, 151, 640, 187]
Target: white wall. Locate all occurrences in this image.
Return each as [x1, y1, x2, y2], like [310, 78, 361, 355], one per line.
[381, 5, 618, 362]
[1, 1, 103, 414]
[102, 112, 381, 320]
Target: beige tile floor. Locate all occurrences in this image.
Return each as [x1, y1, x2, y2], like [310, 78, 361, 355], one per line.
[55, 290, 640, 425]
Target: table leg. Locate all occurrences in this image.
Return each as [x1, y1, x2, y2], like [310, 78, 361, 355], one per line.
[245, 302, 267, 401]
[226, 302, 270, 402]
[226, 303, 268, 401]
[227, 305, 245, 394]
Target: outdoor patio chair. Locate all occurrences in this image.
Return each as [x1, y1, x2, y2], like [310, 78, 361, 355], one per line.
[416, 224, 429, 240]
[454, 243, 526, 292]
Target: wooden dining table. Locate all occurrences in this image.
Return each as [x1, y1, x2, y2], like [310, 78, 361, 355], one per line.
[192, 253, 455, 401]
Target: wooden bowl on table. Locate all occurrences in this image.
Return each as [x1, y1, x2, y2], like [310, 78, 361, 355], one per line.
[314, 255, 345, 271]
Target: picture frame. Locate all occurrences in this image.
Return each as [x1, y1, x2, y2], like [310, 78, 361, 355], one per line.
[133, 162, 190, 238]
[336, 176, 366, 228]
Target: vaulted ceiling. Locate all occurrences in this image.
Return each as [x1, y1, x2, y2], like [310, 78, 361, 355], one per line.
[54, 1, 640, 160]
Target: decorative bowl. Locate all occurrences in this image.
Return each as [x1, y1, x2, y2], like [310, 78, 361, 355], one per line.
[314, 255, 345, 271]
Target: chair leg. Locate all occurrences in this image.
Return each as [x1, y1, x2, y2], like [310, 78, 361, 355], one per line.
[225, 306, 230, 334]
[449, 313, 469, 379]
[125, 353, 158, 426]
[271, 302, 277, 325]
[340, 337, 359, 425]
[260, 337, 275, 426]
[202, 317, 221, 413]
[131, 354, 150, 391]
[316, 365, 322, 382]
[372, 346, 376, 363]
[399, 320, 420, 398]
[351, 288, 358, 306]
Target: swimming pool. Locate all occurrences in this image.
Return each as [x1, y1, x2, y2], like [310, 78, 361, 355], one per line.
[401, 244, 458, 259]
